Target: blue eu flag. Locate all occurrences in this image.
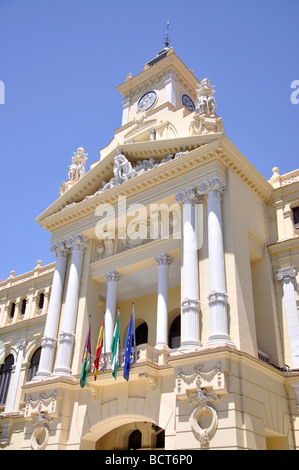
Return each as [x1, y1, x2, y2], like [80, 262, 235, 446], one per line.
[123, 305, 135, 381]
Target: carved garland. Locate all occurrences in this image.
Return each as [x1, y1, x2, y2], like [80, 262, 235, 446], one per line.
[177, 362, 223, 448]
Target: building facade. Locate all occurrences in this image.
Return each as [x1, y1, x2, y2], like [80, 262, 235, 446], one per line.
[1, 47, 299, 450]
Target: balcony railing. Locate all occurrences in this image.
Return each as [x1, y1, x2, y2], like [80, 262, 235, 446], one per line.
[92, 343, 169, 373]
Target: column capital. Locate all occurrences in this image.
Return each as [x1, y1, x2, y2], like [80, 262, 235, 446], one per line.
[66, 234, 89, 252]
[41, 336, 57, 348]
[276, 267, 296, 282]
[175, 186, 202, 205]
[155, 253, 174, 266]
[16, 339, 27, 353]
[181, 298, 201, 314]
[197, 177, 226, 198]
[50, 241, 70, 258]
[104, 270, 122, 282]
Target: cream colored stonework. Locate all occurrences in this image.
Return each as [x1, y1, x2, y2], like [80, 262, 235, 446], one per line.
[1, 48, 299, 450]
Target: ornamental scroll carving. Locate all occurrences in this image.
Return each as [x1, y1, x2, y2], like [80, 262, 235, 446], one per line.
[24, 391, 61, 451]
[176, 362, 228, 448]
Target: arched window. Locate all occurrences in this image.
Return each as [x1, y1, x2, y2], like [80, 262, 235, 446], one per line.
[38, 293, 44, 310]
[9, 302, 15, 320]
[169, 315, 180, 349]
[128, 429, 142, 450]
[0, 355, 14, 406]
[135, 322, 148, 346]
[28, 347, 41, 381]
[21, 299, 27, 316]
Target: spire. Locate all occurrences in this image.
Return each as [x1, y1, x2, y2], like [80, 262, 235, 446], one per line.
[144, 20, 172, 69]
[164, 19, 170, 48]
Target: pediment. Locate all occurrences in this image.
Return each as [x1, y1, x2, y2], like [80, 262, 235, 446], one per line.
[35, 133, 273, 235]
[35, 135, 220, 230]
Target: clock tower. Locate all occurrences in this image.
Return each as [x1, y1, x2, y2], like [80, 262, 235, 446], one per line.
[115, 46, 199, 139]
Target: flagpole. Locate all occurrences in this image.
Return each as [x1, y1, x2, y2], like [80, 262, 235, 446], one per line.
[132, 303, 137, 363]
[88, 315, 92, 373]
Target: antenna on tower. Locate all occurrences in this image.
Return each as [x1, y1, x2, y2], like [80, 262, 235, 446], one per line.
[164, 19, 170, 48]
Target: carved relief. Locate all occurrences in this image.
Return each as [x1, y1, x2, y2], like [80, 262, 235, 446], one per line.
[176, 362, 228, 448]
[64, 149, 191, 212]
[24, 391, 61, 451]
[31, 412, 51, 450]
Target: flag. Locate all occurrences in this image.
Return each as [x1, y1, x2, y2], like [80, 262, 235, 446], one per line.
[94, 317, 104, 380]
[80, 318, 91, 388]
[123, 304, 135, 381]
[110, 309, 120, 379]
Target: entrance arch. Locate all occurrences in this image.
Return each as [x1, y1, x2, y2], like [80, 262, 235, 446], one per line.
[80, 415, 164, 450]
[94, 420, 165, 450]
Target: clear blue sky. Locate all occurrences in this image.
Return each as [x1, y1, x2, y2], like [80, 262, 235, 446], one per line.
[0, 0, 298, 280]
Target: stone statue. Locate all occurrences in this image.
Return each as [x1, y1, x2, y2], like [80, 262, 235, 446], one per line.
[195, 79, 217, 115]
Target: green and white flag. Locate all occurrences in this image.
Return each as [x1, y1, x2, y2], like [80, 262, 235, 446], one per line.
[110, 309, 120, 379]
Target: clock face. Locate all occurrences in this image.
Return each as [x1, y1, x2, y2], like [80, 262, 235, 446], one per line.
[137, 90, 157, 112]
[182, 94, 195, 111]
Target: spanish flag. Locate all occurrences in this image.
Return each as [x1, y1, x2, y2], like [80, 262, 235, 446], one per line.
[94, 318, 104, 380]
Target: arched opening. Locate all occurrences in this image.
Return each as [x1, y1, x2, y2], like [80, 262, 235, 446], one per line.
[0, 354, 14, 406]
[135, 322, 148, 346]
[169, 315, 180, 349]
[28, 347, 41, 381]
[38, 293, 44, 311]
[128, 429, 142, 450]
[9, 302, 15, 320]
[94, 421, 165, 450]
[20, 298, 27, 316]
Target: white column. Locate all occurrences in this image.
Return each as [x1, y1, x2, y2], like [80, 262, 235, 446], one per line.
[6, 340, 26, 412]
[276, 268, 299, 368]
[53, 234, 89, 376]
[104, 271, 122, 353]
[35, 241, 69, 379]
[175, 187, 202, 350]
[197, 177, 234, 347]
[155, 253, 174, 349]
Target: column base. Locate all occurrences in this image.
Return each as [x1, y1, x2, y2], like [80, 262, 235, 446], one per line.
[179, 340, 202, 352]
[205, 334, 236, 349]
[51, 367, 72, 377]
[33, 370, 52, 381]
[154, 343, 169, 350]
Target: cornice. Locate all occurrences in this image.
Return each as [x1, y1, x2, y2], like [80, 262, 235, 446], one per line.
[168, 346, 287, 383]
[220, 136, 273, 202]
[36, 134, 274, 234]
[0, 263, 55, 293]
[268, 237, 299, 255]
[36, 138, 222, 232]
[0, 313, 47, 335]
[35, 135, 220, 228]
[116, 50, 199, 101]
